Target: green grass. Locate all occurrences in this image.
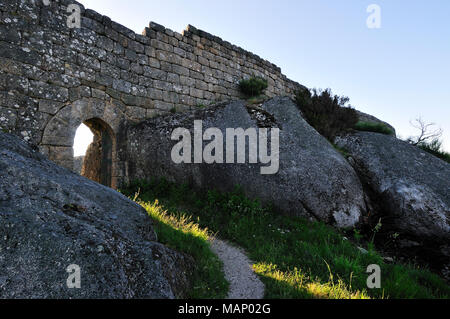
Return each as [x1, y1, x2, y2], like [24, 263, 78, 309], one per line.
[121, 179, 450, 299]
[354, 121, 395, 136]
[131, 194, 228, 299]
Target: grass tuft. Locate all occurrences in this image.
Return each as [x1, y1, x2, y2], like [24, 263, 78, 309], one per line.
[354, 121, 395, 136]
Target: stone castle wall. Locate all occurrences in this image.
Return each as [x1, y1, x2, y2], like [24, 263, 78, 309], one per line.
[0, 0, 303, 186]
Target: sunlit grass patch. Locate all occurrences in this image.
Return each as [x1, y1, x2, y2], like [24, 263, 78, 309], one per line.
[134, 198, 229, 299]
[140, 200, 210, 242]
[253, 262, 371, 299]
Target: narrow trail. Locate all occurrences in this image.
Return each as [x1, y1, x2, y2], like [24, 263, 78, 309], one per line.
[210, 239, 265, 299]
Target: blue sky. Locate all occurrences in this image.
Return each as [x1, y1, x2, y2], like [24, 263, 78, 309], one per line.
[77, 0, 450, 152]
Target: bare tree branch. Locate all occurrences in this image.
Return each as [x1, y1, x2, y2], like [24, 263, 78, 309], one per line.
[409, 117, 443, 146]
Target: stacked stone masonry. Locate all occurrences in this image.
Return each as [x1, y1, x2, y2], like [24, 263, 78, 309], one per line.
[0, 0, 303, 187]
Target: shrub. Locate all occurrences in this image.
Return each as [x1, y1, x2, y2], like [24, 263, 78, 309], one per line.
[295, 88, 359, 142]
[417, 139, 450, 163]
[354, 121, 395, 136]
[239, 77, 268, 97]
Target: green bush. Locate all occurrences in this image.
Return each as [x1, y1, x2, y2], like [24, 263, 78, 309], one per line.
[354, 121, 395, 136]
[417, 139, 450, 163]
[239, 77, 268, 97]
[295, 88, 359, 142]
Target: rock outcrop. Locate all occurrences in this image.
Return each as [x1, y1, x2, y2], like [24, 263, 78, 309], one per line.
[0, 132, 193, 298]
[356, 110, 396, 136]
[336, 132, 450, 267]
[123, 97, 367, 228]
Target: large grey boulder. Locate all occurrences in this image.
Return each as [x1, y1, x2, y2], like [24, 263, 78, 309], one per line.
[123, 97, 367, 228]
[336, 132, 450, 263]
[0, 132, 193, 299]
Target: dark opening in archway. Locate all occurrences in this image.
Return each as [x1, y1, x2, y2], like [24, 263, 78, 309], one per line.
[73, 118, 114, 187]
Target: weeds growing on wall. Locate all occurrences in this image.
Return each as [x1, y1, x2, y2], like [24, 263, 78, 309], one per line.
[239, 77, 268, 97]
[295, 88, 359, 142]
[122, 179, 450, 299]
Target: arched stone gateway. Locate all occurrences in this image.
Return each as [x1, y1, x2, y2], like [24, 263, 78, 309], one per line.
[80, 118, 114, 187]
[40, 98, 129, 188]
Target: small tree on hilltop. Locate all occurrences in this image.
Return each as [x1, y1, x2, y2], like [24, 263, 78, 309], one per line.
[407, 117, 443, 146]
[407, 117, 450, 163]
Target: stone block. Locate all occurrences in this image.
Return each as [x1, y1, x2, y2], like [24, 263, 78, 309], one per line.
[189, 87, 204, 99]
[154, 100, 174, 111]
[38, 100, 64, 115]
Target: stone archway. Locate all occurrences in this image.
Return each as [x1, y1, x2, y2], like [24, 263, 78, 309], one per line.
[80, 118, 114, 187]
[40, 98, 128, 189]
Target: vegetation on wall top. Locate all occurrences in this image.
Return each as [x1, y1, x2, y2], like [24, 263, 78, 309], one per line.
[239, 77, 269, 97]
